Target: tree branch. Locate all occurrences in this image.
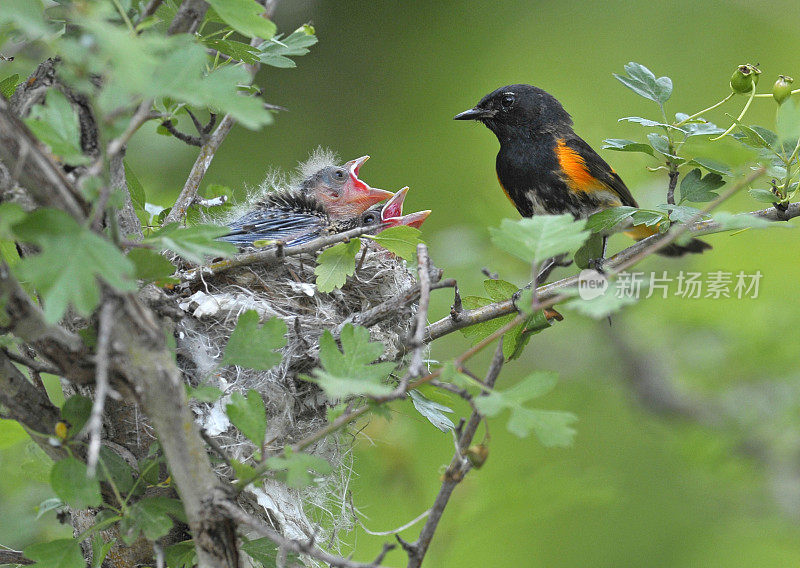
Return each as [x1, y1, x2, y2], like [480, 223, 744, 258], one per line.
[425, 194, 797, 343]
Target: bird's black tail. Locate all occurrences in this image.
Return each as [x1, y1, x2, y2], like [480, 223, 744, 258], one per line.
[656, 237, 712, 257]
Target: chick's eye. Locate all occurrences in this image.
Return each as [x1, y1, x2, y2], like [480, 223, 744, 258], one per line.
[363, 212, 377, 224]
[333, 169, 346, 181]
[500, 94, 515, 108]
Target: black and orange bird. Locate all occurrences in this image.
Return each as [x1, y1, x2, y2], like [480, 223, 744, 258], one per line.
[454, 84, 709, 258]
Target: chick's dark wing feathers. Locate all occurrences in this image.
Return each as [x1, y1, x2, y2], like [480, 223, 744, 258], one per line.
[564, 136, 639, 208]
[219, 200, 328, 247]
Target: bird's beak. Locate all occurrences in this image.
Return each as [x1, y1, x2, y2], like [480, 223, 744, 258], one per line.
[343, 155, 394, 209]
[380, 187, 431, 229]
[380, 186, 409, 221]
[454, 106, 494, 121]
[395, 209, 431, 228]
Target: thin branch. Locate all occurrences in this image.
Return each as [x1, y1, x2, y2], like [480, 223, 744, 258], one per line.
[178, 224, 393, 283]
[1, 347, 61, 375]
[0, 549, 34, 566]
[136, 0, 164, 27]
[167, 0, 208, 35]
[404, 342, 505, 568]
[160, 119, 203, 147]
[162, 114, 236, 225]
[218, 500, 392, 568]
[85, 301, 115, 477]
[408, 244, 431, 379]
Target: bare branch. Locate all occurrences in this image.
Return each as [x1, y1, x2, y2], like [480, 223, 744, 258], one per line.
[162, 114, 236, 225]
[85, 301, 115, 476]
[0, 549, 34, 566]
[160, 118, 203, 147]
[178, 224, 394, 283]
[404, 342, 504, 568]
[408, 244, 431, 379]
[1, 347, 61, 375]
[218, 500, 392, 568]
[0, 98, 89, 219]
[167, 0, 208, 35]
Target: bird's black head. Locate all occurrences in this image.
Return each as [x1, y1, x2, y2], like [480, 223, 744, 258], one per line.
[454, 84, 572, 137]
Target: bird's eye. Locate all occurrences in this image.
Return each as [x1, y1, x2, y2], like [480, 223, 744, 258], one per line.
[362, 212, 377, 224]
[333, 169, 346, 181]
[500, 94, 515, 108]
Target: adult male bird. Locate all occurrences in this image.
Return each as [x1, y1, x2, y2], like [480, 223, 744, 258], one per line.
[454, 84, 709, 257]
[219, 186, 429, 248]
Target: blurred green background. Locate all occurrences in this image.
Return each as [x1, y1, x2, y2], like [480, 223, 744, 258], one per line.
[3, 0, 800, 566]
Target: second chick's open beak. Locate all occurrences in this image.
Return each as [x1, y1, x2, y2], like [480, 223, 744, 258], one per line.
[343, 155, 394, 210]
[380, 187, 431, 229]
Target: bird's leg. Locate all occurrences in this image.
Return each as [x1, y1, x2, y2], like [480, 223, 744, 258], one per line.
[587, 236, 608, 273]
[511, 254, 571, 310]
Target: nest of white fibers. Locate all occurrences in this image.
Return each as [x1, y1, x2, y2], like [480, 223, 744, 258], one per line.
[171, 239, 417, 561]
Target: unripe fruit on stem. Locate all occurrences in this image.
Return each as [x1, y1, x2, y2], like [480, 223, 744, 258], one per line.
[730, 64, 761, 94]
[773, 75, 794, 104]
[466, 444, 489, 468]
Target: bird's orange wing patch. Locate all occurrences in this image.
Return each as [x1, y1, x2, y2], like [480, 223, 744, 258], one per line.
[555, 139, 604, 194]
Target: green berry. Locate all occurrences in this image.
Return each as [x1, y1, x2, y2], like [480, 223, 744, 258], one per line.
[730, 64, 761, 94]
[772, 75, 794, 104]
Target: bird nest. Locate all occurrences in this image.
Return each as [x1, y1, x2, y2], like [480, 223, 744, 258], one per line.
[170, 240, 418, 555]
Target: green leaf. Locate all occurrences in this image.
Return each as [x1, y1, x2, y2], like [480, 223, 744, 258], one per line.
[409, 390, 454, 432]
[602, 138, 655, 156]
[24, 539, 85, 568]
[128, 248, 176, 282]
[13, 209, 137, 322]
[585, 206, 637, 233]
[164, 541, 197, 568]
[474, 372, 577, 446]
[264, 449, 332, 489]
[776, 97, 800, 142]
[613, 62, 672, 104]
[678, 168, 725, 203]
[646, 132, 675, 157]
[655, 204, 705, 223]
[145, 223, 236, 264]
[50, 457, 102, 508]
[257, 28, 318, 68]
[630, 210, 667, 227]
[91, 535, 115, 568]
[23, 90, 89, 166]
[748, 188, 779, 203]
[565, 280, 638, 319]
[226, 390, 267, 446]
[314, 238, 361, 293]
[0, 418, 28, 449]
[711, 212, 773, 230]
[366, 225, 422, 260]
[222, 310, 287, 370]
[304, 325, 395, 399]
[673, 114, 725, 136]
[241, 537, 301, 568]
[573, 232, 605, 269]
[122, 497, 186, 543]
[206, 0, 276, 39]
[61, 395, 93, 437]
[483, 278, 518, 302]
[0, 73, 21, 98]
[732, 120, 777, 150]
[97, 446, 136, 494]
[689, 157, 732, 177]
[203, 38, 261, 64]
[124, 161, 146, 214]
[186, 384, 224, 403]
[489, 214, 589, 264]
[0, 0, 51, 39]
[618, 116, 670, 128]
